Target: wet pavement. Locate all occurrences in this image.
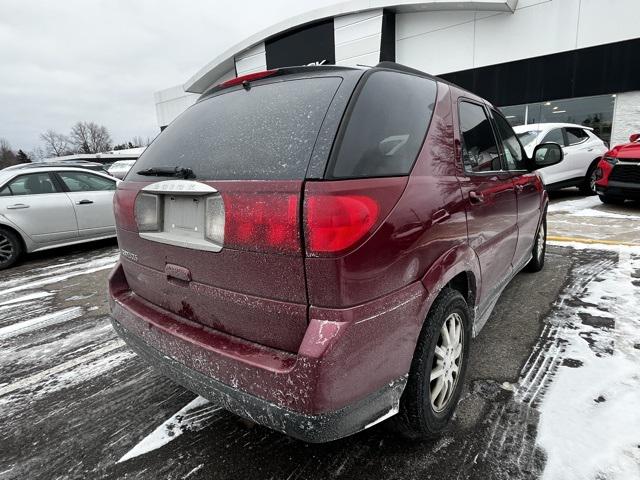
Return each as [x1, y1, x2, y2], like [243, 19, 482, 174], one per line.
[1, 193, 639, 480]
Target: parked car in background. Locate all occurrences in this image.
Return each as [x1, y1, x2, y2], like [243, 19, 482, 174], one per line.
[2, 160, 108, 173]
[0, 166, 117, 269]
[107, 160, 136, 179]
[514, 123, 607, 195]
[595, 133, 640, 204]
[109, 62, 563, 442]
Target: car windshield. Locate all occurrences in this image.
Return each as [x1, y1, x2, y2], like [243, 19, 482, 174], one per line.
[517, 131, 540, 147]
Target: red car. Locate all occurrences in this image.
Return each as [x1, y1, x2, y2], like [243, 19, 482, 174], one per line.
[595, 133, 640, 204]
[109, 63, 561, 442]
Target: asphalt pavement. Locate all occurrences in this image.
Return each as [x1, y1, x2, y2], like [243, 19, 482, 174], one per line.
[1, 191, 639, 480]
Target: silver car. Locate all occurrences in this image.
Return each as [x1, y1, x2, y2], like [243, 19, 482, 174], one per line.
[0, 166, 117, 269]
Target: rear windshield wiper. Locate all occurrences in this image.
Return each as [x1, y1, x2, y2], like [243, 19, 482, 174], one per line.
[136, 166, 195, 179]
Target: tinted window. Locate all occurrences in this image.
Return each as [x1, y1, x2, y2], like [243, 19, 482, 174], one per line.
[542, 128, 565, 146]
[329, 71, 437, 178]
[459, 102, 501, 173]
[0, 186, 10, 196]
[565, 127, 589, 145]
[6, 173, 57, 196]
[129, 78, 341, 181]
[492, 110, 526, 170]
[58, 172, 116, 192]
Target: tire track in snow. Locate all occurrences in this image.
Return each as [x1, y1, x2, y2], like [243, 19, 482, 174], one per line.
[477, 249, 618, 478]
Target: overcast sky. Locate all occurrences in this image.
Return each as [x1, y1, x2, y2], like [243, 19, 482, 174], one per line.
[0, 0, 340, 154]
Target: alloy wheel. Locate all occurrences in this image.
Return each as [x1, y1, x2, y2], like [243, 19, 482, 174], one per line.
[430, 312, 464, 412]
[0, 232, 13, 264]
[537, 222, 545, 261]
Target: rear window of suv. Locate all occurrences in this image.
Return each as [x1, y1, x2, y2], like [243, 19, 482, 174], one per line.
[327, 70, 437, 179]
[128, 77, 342, 181]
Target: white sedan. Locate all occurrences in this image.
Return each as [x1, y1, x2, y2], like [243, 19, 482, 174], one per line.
[0, 166, 117, 269]
[514, 123, 608, 195]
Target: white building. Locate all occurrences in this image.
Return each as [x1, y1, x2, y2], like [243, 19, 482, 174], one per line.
[155, 0, 640, 146]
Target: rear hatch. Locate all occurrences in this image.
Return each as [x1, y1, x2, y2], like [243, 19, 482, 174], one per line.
[114, 70, 358, 353]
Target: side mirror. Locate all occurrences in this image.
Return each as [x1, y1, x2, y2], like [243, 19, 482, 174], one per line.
[629, 133, 640, 143]
[532, 142, 564, 169]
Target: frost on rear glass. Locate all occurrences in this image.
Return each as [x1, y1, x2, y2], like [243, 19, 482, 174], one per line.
[129, 77, 342, 181]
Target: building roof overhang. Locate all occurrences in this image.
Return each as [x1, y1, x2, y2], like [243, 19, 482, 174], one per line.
[184, 0, 518, 93]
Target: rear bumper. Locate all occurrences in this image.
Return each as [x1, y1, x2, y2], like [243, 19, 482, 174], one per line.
[596, 181, 640, 199]
[108, 262, 427, 442]
[112, 317, 404, 442]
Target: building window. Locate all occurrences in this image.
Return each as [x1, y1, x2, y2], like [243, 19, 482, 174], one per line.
[499, 94, 616, 144]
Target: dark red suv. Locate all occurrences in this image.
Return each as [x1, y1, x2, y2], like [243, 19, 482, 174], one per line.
[109, 62, 562, 442]
[595, 133, 640, 204]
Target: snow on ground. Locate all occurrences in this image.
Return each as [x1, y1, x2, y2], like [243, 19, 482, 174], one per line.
[0, 248, 128, 415]
[548, 196, 640, 221]
[0, 250, 118, 298]
[533, 247, 640, 480]
[118, 396, 220, 462]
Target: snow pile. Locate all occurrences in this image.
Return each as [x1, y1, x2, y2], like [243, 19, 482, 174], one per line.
[536, 249, 640, 480]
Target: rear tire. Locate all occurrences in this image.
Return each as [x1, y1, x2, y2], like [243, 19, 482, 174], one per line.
[393, 289, 471, 440]
[525, 215, 546, 272]
[579, 163, 599, 196]
[599, 194, 625, 205]
[0, 227, 22, 270]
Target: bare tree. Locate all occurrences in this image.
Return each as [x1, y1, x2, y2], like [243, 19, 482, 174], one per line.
[0, 138, 17, 168]
[28, 147, 45, 162]
[69, 121, 112, 153]
[130, 135, 151, 147]
[40, 130, 71, 157]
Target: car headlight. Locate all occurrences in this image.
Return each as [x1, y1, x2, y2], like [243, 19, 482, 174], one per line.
[603, 156, 618, 165]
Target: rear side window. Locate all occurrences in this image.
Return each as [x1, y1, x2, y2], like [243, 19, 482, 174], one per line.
[58, 172, 116, 192]
[542, 128, 566, 146]
[128, 77, 342, 181]
[565, 127, 589, 145]
[328, 71, 437, 178]
[459, 101, 501, 173]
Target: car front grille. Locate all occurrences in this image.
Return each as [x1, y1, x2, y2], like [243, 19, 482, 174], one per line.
[610, 163, 640, 183]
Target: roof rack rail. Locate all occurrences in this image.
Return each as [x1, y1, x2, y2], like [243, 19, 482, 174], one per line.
[375, 61, 460, 89]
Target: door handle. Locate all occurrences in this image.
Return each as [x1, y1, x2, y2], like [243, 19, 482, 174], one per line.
[7, 203, 29, 209]
[76, 199, 94, 205]
[515, 184, 524, 193]
[469, 191, 485, 205]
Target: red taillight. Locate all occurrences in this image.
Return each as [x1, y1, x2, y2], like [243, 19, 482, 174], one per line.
[218, 69, 279, 89]
[304, 194, 379, 255]
[113, 187, 138, 231]
[223, 192, 300, 254]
